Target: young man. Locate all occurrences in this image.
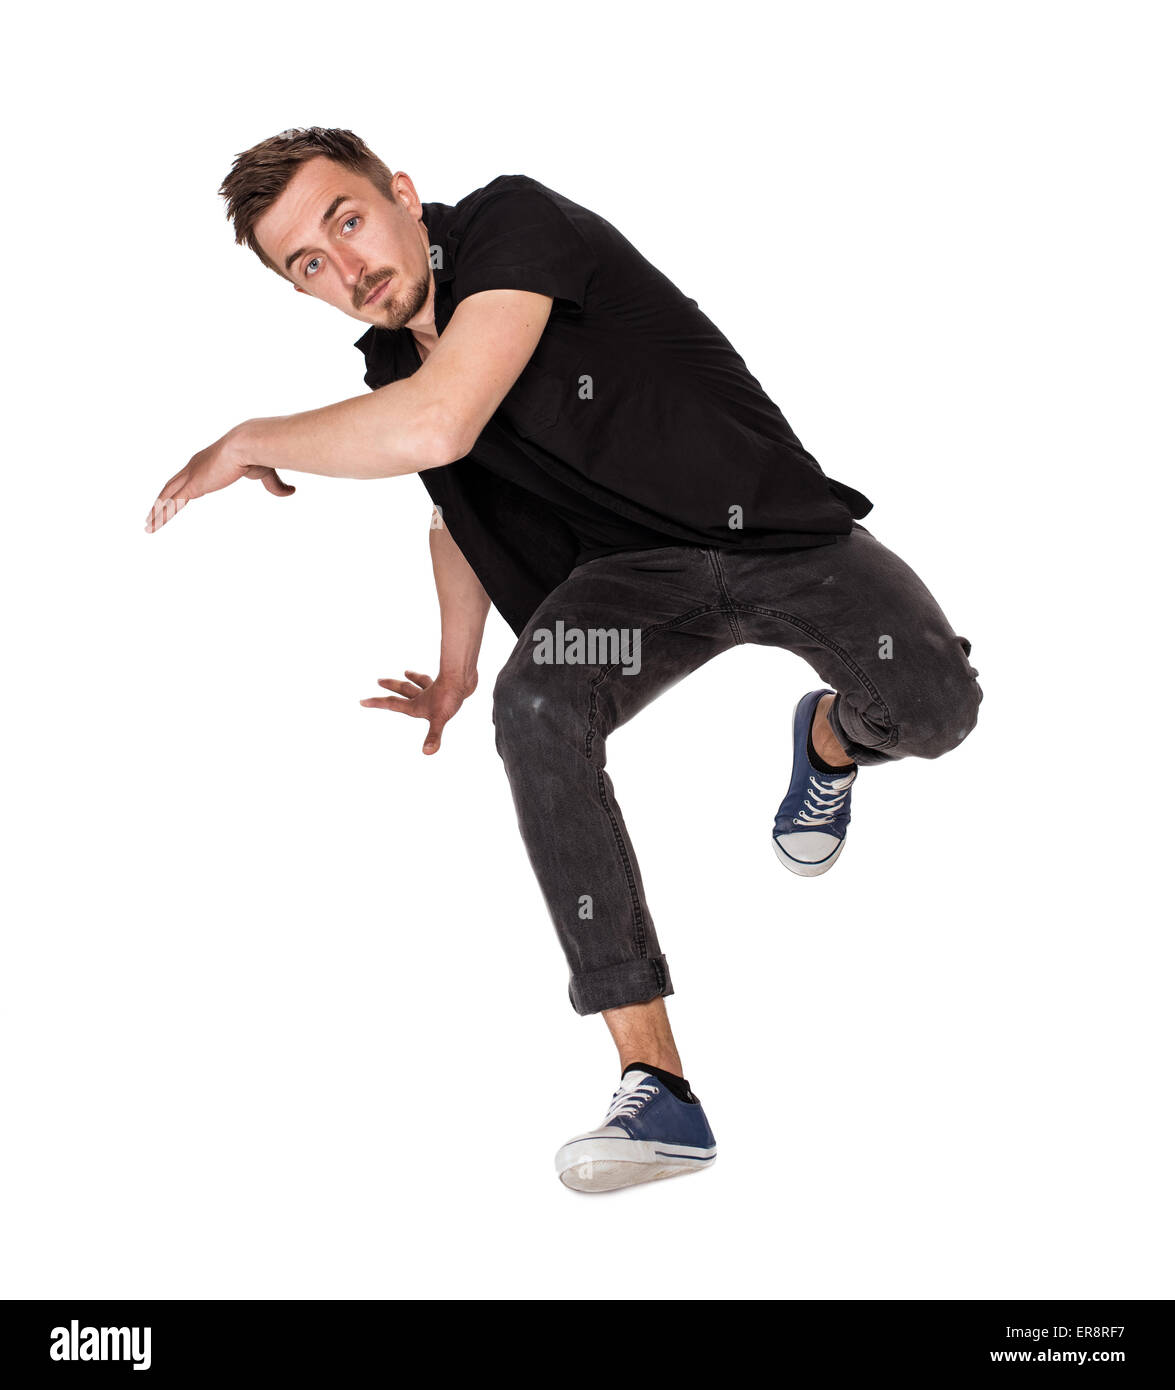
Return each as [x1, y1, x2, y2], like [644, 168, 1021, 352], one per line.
[147, 127, 982, 1194]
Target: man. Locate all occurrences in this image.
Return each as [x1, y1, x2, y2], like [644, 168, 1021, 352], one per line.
[147, 127, 982, 1194]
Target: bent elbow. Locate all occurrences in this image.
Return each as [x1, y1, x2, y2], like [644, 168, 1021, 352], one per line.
[387, 422, 461, 477]
[418, 404, 475, 472]
[432, 427, 473, 468]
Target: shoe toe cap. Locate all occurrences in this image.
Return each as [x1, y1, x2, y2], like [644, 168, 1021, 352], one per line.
[775, 830, 843, 865]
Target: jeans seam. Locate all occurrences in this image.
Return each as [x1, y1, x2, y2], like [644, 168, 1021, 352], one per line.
[705, 550, 745, 644]
[581, 604, 729, 758]
[592, 764, 650, 959]
[731, 602, 900, 750]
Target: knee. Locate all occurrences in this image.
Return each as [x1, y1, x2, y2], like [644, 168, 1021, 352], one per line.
[491, 667, 527, 758]
[896, 634, 983, 760]
[492, 663, 558, 760]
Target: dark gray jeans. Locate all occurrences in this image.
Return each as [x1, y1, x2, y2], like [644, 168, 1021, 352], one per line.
[491, 522, 982, 1015]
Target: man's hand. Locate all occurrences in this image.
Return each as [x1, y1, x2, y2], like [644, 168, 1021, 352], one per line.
[144, 420, 295, 533]
[359, 669, 476, 754]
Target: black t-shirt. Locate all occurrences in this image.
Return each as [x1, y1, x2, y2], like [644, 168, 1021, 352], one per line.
[355, 174, 874, 634]
[451, 432, 684, 566]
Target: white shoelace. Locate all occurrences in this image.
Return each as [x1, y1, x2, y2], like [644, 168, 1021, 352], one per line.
[604, 1077, 658, 1125]
[793, 771, 855, 826]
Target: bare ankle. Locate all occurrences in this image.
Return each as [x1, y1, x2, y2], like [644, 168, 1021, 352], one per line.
[602, 997, 683, 1076]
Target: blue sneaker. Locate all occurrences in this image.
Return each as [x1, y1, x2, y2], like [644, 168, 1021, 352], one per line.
[772, 688, 858, 877]
[555, 1069, 718, 1193]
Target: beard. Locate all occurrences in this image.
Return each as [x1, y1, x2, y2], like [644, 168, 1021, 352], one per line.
[367, 266, 432, 330]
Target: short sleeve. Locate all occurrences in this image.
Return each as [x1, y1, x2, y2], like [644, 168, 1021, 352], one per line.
[451, 180, 593, 313]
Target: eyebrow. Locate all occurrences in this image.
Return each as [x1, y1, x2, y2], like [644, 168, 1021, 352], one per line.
[283, 194, 355, 274]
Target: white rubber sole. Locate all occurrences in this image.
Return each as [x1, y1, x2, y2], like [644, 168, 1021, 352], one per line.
[772, 690, 848, 877]
[772, 833, 846, 877]
[555, 1137, 718, 1193]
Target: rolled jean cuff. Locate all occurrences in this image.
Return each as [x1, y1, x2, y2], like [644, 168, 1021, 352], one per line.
[827, 692, 896, 768]
[567, 955, 674, 1016]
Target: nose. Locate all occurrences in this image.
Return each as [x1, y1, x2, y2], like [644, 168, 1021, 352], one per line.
[335, 245, 367, 293]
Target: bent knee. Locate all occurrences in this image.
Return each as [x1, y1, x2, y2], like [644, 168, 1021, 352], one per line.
[899, 637, 982, 758]
[492, 664, 562, 757]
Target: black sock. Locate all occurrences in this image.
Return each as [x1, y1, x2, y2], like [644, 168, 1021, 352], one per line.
[622, 1060, 698, 1105]
[807, 701, 857, 776]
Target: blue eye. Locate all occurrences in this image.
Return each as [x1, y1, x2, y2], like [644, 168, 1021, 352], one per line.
[303, 215, 360, 277]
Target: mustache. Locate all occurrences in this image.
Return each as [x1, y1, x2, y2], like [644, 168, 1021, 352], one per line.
[359, 270, 396, 307]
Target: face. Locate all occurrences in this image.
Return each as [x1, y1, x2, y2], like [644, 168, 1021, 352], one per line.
[255, 157, 433, 329]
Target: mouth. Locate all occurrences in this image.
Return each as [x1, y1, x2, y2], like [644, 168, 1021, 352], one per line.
[364, 276, 392, 306]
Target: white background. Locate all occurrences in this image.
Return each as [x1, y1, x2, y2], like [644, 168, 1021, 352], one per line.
[3, 0, 1171, 1300]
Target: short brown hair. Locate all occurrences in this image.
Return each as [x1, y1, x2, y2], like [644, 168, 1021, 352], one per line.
[219, 127, 397, 279]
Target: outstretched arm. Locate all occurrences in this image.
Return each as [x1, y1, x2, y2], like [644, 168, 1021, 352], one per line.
[145, 288, 554, 532]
